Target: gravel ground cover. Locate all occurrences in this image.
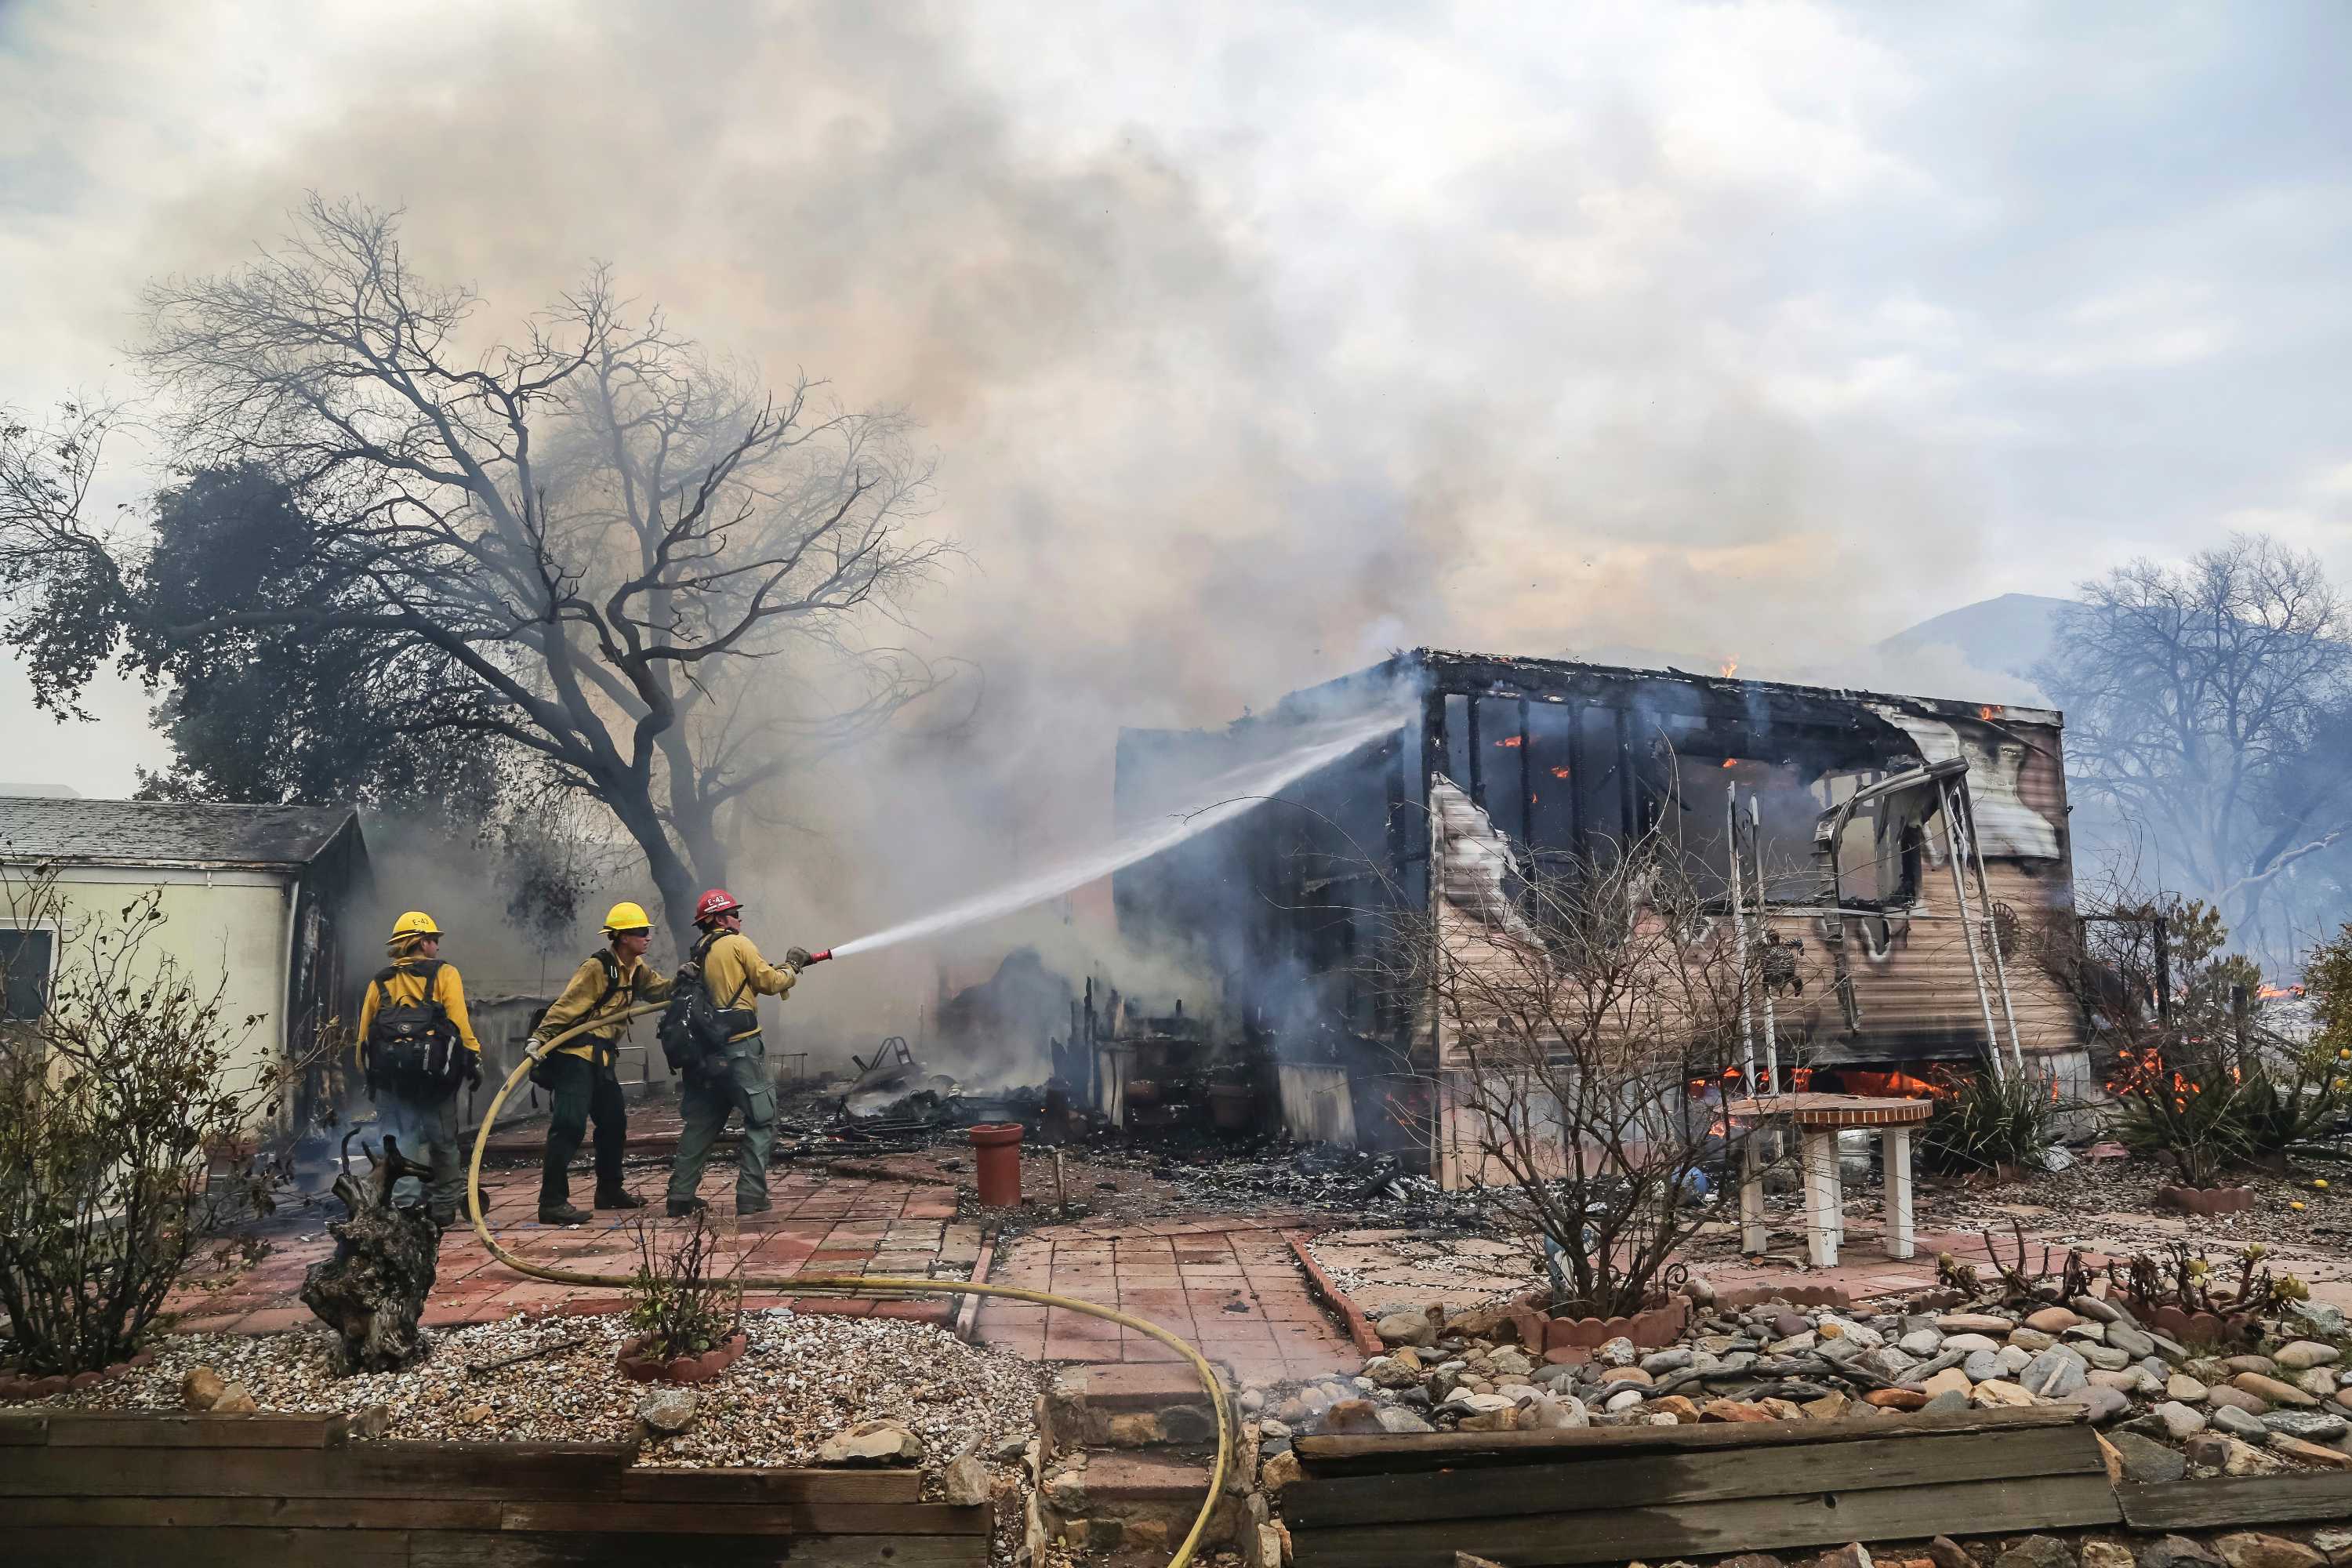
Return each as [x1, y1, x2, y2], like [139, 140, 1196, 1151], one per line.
[2, 1308, 1046, 1473]
[1929, 1158, 2352, 1251]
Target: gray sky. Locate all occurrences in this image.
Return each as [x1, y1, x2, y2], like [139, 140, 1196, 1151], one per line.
[5, 0, 2350, 802]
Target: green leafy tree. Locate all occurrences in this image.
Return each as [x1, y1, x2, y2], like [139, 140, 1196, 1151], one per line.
[123, 463, 509, 815]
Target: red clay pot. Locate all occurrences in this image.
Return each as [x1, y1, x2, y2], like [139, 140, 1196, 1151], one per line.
[970, 1123, 1024, 1207]
[616, 1330, 748, 1384]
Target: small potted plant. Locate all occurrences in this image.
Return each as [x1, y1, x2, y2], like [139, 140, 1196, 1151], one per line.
[615, 1209, 748, 1383]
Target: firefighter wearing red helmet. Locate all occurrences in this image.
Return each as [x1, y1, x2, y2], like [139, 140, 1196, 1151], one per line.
[664, 887, 817, 1217]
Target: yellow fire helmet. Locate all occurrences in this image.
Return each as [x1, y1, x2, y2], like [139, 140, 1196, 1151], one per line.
[601, 900, 654, 935]
[390, 909, 443, 940]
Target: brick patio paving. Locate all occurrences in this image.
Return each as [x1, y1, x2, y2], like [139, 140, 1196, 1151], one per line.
[165, 1156, 977, 1334]
[163, 1142, 1370, 1386]
[973, 1219, 1363, 1384]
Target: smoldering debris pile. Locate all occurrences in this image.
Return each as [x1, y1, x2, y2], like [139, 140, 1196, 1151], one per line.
[1046, 1139, 1489, 1228]
[779, 1052, 1497, 1227]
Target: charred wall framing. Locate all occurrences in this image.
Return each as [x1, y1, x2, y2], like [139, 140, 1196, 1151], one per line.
[1114, 648, 2080, 1084]
[1412, 651, 1920, 878]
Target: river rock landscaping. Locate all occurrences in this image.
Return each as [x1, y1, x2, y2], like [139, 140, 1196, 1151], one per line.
[1262, 1282, 2352, 1484]
[0, 1305, 1046, 1479]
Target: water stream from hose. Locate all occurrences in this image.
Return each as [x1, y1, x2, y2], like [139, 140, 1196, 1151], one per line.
[826, 705, 1411, 960]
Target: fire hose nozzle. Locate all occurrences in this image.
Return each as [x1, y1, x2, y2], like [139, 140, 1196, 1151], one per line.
[804, 948, 833, 966]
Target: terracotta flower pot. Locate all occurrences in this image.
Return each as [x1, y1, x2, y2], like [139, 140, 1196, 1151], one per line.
[616, 1330, 748, 1384]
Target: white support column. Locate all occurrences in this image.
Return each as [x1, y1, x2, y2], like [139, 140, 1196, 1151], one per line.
[1882, 1127, 1916, 1261]
[1802, 1130, 1841, 1268]
[1740, 1131, 1768, 1256]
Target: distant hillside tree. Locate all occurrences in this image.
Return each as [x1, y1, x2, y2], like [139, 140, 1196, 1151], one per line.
[2037, 533, 2352, 958]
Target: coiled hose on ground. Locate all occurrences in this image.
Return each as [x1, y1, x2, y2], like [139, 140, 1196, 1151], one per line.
[465, 1003, 1232, 1568]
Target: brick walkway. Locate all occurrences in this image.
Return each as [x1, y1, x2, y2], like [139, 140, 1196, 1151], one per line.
[975, 1220, 1362, 1384]
[167, 1157, 977, 1334]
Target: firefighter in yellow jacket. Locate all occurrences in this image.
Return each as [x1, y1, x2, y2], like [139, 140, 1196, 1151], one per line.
[664, 887, 810, 1217]
[354, 911, 484, 1227]
[530, 902, 674, 1225]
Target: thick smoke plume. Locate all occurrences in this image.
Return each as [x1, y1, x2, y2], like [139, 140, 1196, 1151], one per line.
[11, 2, 2067, 1070]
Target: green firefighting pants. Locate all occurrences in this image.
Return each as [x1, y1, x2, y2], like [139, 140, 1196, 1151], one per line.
[664, 1039, 776, 1209]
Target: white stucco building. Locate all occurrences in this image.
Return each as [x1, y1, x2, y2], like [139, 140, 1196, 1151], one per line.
[0, 797, 370, 1133]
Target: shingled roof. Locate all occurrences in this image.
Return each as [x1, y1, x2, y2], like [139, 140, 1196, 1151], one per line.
[0, 797, 361, 869]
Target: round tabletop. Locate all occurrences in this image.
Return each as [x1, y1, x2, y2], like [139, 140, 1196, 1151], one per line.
[1720, 1093, 1934, 1129]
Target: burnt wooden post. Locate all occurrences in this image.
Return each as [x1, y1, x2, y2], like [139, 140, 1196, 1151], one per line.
[299, 1133, 442, 1374]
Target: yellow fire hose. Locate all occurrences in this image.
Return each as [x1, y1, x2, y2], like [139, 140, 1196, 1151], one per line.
[464, 1003, 1232, 1568]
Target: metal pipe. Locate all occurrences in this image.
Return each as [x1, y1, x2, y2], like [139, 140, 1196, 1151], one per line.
[1749, 793, 1779, 1093]
[1726, 787, 1757, 1087]
[1937, 776, 2006, 1077]
[1954, 782, 2024, 1071]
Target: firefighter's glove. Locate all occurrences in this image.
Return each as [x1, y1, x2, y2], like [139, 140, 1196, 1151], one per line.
[463, 1053, 484, 1089]
[785, 946, 813, 971]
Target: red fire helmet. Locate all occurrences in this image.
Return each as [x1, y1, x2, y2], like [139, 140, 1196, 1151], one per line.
[693, 887, 745, 923]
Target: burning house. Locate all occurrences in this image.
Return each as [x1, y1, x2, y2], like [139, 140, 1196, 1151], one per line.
[1112, 649, 2088, 1188]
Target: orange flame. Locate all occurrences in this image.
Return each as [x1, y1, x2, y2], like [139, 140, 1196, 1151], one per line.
[1978, 705, 2000, 720]
[1721, 757, 1738, 769]
[2258, 984, 2298, 1000]
[1551, 765, 1571, 779]
[1838, 1069, 1955, 1102]
[1719, 658, 1739, 678]
[1494, 735, 1523, 748]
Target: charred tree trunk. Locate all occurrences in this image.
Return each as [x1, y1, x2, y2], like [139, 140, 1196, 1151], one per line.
[299, 1134, 441, 1374]
[601, 784, 706, 951]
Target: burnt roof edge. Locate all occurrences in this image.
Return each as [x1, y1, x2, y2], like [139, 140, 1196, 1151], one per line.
[1334, 648, 2060, 728]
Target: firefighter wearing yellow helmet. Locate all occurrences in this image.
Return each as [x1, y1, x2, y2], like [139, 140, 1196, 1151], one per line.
[355, 910, 484, 1226]
[526, 900, 676, 1225]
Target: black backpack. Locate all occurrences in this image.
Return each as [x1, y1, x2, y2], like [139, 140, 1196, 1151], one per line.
[527, 950, 625, 1088]
[365, 959, 462, 1092]
[656, 931, 753, 1078]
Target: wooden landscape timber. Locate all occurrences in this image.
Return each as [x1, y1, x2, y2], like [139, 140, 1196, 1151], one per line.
[2116, 1472, 2352, 1531]
[0, 1410, 991, 1568]
[1289, 1407, 2125, 1568]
